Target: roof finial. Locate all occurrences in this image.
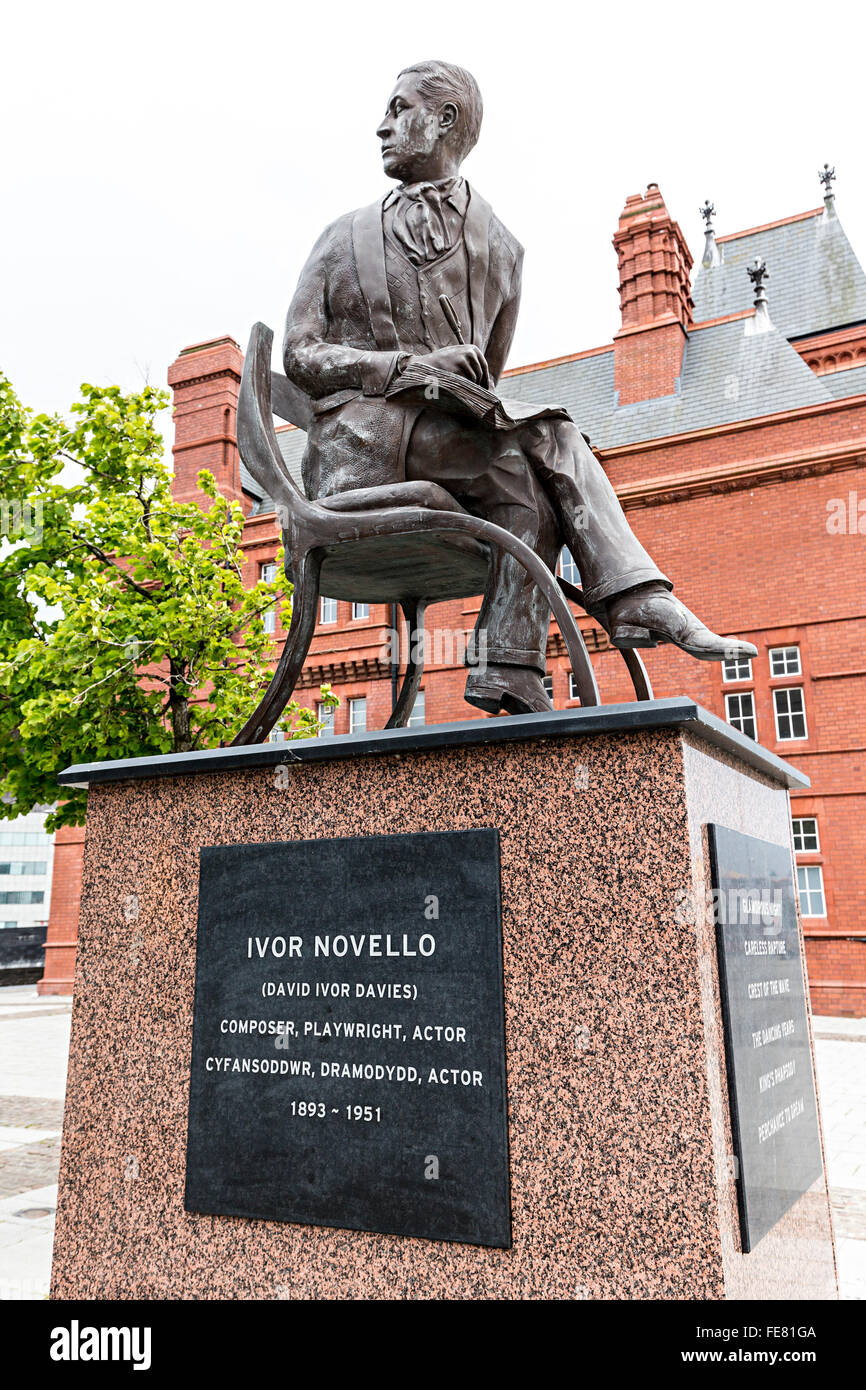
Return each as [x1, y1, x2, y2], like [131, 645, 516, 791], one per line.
[745, 257, 772, 335]
[699, 200, 721, 269]
[819, 163, 836, 216]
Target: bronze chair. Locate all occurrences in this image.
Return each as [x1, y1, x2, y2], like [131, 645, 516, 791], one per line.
[232, 323, 652, 745]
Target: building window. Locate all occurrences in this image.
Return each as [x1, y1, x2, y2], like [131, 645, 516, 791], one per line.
[408, 690, 426, 727]
[792, 817, 820, 853]
[351, 602, 370, 620]
[0, 832, 50, 845]
[0, 862, 47, 876]
[773, 687, 807, 741]
[542, 675, 554, 701]
[725, 691, 757, 740]
[770, 646, 801, 677]
[320, 596, 338, 625]
[796, 864, 826, 917]
[267, 729, 287, 744]
[0, 891, 44, 905]
[568, 672, 580, 701]
[722, 655, 752, 682]
[317, 703, 335, 737]
[349, 697, 367, 734]
[558, 548, 580, 587]
[2, 921, 17, 929]
[260, 562, 278, 634]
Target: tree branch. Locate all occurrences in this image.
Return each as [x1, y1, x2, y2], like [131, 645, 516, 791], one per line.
[71, 533, 157, 601]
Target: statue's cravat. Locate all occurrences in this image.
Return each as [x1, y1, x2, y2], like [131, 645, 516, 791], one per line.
[390, 180, 458, 263]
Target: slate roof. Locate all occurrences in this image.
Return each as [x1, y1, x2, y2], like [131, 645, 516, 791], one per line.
[501, 319, 831, 450]
[244, 203, 866, 515]
[692, 208, 866, 339]
[820, 363, 866, 400]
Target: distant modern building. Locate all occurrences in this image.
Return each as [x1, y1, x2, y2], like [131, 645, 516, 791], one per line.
[42, 170, 866, 1014]
[0, 806, 54, 980]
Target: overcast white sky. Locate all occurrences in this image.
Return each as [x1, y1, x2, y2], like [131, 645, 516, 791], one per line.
[3, 0, 864, 422]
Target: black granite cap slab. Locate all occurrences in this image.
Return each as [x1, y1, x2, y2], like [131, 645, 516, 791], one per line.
[57, 697, 809, 791]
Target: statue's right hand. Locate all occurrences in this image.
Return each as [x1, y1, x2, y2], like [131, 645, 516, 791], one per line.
[409, 346, 491, 389]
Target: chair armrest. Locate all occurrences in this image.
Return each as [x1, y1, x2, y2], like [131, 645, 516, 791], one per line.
[316, 482, 469, 515]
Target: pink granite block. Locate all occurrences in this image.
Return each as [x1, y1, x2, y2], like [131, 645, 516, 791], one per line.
[50, 726, 837, 1300]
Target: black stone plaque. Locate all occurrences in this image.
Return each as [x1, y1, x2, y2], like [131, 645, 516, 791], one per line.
[185, 828, 511, 1247]
[708, 824, 823, 1252]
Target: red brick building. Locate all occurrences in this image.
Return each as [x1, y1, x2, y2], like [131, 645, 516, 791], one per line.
[41, 174, 866, 1013]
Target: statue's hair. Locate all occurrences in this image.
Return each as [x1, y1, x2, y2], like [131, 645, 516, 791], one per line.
[397, 60, 483, 161]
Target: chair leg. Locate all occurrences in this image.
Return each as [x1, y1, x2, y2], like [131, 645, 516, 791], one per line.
[620, 648, 654, 702]
[385, 599, 427, 729]
[232, 550, 323, 745]
[556, 574, 653, 703]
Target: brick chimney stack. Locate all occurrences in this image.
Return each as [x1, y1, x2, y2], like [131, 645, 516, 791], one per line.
[167, 336, 248, 509]
[613, 184, 693, 405]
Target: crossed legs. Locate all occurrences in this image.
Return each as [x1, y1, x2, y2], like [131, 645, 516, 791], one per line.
[405, 408, 757, 714]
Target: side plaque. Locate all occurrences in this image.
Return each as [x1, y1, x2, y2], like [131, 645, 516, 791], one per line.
[708, 824, 823, 1252]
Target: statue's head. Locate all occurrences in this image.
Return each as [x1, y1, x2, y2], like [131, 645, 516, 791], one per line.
[377, 61, 483, 183]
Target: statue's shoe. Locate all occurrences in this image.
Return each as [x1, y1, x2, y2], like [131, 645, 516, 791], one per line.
[607, 586, 758, 663]
[464, 664, 554, 715]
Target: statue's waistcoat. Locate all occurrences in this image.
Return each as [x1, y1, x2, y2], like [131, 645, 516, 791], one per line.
[383, 231, 474, 354]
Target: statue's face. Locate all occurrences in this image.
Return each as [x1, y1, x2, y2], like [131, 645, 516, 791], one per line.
[376, 75, 452, 182]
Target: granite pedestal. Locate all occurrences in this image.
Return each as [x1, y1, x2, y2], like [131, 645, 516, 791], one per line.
[51, 699, 837, 1299]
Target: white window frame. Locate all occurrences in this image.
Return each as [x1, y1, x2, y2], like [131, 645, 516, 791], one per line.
[722, 656, 753, 683]
[351, 602, 370, 621]
[773, 686, 807, 741]
[407, 689, 426, 727]
[542, 675, 554, 701]
[792, 817, 820, 853]
[568, 672, 580, 702]
[725, 690, 757, 740]
[260, 562, 278, 634]
[796, 864, 826, 917]
[317, 702, 336, 737]
[769, 646, 801, 677]
[558, 548, 580, 587]
[319, 596, 338, 625]
[349, 697, 367, 734]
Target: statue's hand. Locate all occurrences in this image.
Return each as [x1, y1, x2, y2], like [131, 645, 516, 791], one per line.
[409, 346, 492, 389]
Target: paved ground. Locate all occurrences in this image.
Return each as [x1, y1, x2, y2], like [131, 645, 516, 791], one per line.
[812, 1015, 866, 1300]
[0, 986, 71, 1300]
[0, 986, 863, 1299]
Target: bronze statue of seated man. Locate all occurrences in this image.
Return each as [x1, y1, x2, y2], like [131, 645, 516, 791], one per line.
[283, 59, 756, 715]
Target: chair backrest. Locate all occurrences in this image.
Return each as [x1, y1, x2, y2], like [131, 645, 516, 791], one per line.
[237, 322, 312, 518]
[271, 368, 314, 432]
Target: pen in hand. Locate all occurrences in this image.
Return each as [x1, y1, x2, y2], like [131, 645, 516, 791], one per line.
[438, 293, 491, 388]
[438, 294, 465, 345]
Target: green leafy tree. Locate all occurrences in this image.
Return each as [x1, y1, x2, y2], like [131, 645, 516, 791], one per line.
[0, 373, 336, 831]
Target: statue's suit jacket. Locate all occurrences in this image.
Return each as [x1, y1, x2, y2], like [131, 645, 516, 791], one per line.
[283, 185, 524, 498]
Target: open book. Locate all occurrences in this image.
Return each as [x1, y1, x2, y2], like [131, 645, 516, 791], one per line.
[384, 360, 570, 431]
